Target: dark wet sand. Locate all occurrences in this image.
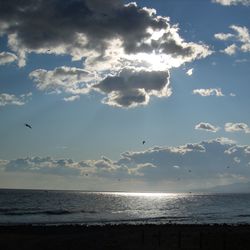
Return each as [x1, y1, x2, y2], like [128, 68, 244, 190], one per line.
[1, 224, 250, 250]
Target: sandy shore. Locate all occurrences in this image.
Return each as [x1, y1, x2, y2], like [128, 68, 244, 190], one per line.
[1, 224, 250, 250]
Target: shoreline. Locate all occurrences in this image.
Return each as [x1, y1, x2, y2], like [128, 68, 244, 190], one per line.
[1, 223, 250, 249]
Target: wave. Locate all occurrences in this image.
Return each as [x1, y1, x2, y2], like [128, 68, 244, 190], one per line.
[0, 209, 98, 216]
[81, 216, 194, 226]
[237, 214, 250, 218]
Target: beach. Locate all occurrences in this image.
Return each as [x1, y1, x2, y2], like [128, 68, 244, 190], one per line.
[1, 224, 250, 250]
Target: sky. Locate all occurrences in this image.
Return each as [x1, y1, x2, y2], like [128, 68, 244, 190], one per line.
[0, 0, 250, 192]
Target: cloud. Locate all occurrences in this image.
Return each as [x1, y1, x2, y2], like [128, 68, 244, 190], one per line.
[30, 66, 172, 107]
[115, 138, 250, 185]
[234, 156, 241, 163]
[212, 0, 250, 6]
[0, 1, 212, 67]
[223, 44, 237, 55]
[29, 66, 94, 95]
[0, 155, 156, 178]
[2, 138, 250, 190]
[193, 88, 224, 96]
[225, 122, 250, 133]
[0, 92, 32, 107]
[93, 68, 171, 108]
[195, 122, 220, 132]
[214, 25, 250, 55]
[231, 25, 250, 52]
[0, 0, 211, 108]
[186, 68, 193, 76]
[173, 165, 180, 169]
[234, 58, 248, 63]
[63, 95, 80, 102]
[2, 137, 250, 191]
[214, 33, 234, 40]
[0, 51, 17, 65]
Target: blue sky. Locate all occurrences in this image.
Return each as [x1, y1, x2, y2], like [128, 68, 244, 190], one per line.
[0, 0, 250, 192]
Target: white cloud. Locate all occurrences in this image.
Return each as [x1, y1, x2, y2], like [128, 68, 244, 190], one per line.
[234, 58, 248, 63]
[195, 122, 220, 132]
[63, 95, 80, 102]
[245, 147, 250, 154]
[29, 67, 94, 95]
[214, 33, 234, 40]
[216, 137, 236, 144]
[0, 51, 17, 65]
[0, 92, 32, 107]
[225, 122, 250, 133]
[193, 88, 224, 96]
[234, 157, 241, 163]
[186, 68, 193, 76]
[173, 165, 180, 169]
[231, 25, 250, 43]
[212, 0, 250, 6]
[223, 44, 237, 55]
[230, 25, 250, 52]
[215, 25, 250, 55]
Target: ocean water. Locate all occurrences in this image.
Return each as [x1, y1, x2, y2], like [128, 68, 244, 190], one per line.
[0, 189, 250, 225]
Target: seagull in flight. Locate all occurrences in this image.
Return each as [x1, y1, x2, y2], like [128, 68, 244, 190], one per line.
[25, 123, 32, 129]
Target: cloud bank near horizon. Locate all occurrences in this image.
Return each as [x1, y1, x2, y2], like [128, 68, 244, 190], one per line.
[1, 138, 250, 190]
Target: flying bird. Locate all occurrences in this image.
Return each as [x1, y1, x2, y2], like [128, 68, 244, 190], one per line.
[25, 123, 32, 129]
[142, 140, 146, 144]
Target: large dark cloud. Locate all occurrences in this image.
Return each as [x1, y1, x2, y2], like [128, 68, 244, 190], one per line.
[0, 0, 211, 107]
[93, 68, 171, 107]
[0, 1, 166, 56]
[0, 0, 210, 60]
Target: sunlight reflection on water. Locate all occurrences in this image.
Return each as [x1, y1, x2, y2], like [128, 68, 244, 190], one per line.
[106, 192, 181, 198]
[1, 190, 250, 225]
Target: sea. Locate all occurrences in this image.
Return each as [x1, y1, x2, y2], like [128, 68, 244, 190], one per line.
[1, 189, 250, 225]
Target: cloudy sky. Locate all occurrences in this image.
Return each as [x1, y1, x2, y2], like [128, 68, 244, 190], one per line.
[0, 0, 250, 192]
